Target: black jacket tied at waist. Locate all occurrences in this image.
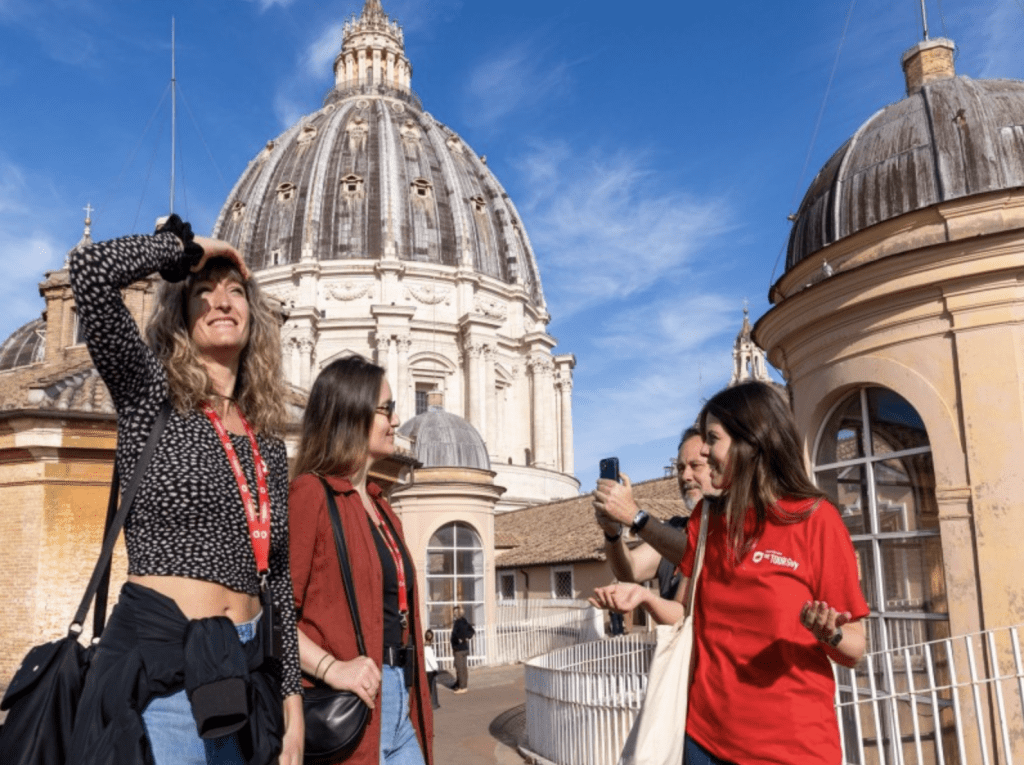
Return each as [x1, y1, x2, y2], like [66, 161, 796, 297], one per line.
[69, 582, 283, 765]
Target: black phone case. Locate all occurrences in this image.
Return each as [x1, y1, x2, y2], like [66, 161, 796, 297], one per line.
[599, 457, 620, 481]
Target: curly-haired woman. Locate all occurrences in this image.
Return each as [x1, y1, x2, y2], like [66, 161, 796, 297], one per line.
[68, 216, 302, 765]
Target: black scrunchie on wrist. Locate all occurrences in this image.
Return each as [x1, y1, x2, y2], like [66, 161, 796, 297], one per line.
[155, 213, 205, 282]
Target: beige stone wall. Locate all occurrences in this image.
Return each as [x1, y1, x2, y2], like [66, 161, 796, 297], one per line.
[0, 417, 118, 686]
[757, 191, 1024, 640]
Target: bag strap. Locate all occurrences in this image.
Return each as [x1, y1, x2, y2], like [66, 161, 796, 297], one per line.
[72, 400, 173, 639]
[317, 476, 367, 657]
[684, 504, 711, 617]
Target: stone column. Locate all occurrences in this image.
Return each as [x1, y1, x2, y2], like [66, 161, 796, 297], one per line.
[557, 377, 574, 475]
[464, 342, 484, 431]
[528, 354, 556, 469]
[396, 335, 412, 420]
[375, 336, 392, 387]
[484, 345, 497, 449]
[298, 338, 314, 390]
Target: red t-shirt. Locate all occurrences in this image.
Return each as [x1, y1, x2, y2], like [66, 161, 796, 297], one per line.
[680, 497, 869, 764]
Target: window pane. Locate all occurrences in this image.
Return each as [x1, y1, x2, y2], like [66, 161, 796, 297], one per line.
[428, 604, 451, 629]
[427, 550, 452, 575]
[554, 570, 573, 598]
[879, 537, 947, 614]
[429, 525, 455, 547]
[428, 578, 453, 602]
[500, 574, 515, 600]
[456, 576, 481, 602]
[816, 465, 869, 535]
[455, 524, 482, 548]
[456, 549, 483, 575]
[854, 540, 878, 611]
[816, 395, 864, 465]
[866, 388, 928, 453]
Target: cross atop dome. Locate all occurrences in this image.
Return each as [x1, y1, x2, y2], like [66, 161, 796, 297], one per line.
[333, 0, 412, 97]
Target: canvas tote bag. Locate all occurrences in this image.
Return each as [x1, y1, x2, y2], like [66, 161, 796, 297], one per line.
[617, 505, 709, 765]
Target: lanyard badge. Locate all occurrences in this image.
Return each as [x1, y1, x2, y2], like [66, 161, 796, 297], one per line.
[203, 403, 280, 658]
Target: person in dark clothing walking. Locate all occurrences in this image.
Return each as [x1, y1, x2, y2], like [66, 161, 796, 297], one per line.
[449, 606, 475, 694]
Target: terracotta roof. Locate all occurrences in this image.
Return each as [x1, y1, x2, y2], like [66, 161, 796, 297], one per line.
[494, 476, 689, 568]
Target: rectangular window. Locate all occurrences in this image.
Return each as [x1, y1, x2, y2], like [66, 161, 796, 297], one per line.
[498, 572, 516, 601]
[552, 567, 574, 599]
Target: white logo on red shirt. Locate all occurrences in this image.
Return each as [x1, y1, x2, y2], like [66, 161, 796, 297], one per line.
[752, 549, 800, 571]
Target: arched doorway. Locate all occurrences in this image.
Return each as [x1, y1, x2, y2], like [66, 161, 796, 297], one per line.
[813, 387, 949, 653]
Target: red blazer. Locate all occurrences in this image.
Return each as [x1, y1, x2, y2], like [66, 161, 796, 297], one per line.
[289, 473, 434, 765]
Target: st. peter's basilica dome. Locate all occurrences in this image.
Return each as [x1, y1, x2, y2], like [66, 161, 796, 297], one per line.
[213, 0, 578, 508]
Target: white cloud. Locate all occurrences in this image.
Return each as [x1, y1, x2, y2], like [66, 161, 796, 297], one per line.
[974, 0, 1024, 79]
[303, 22, 345, 78]
[517, 142, 734, 317]
[0, 157, 69, 340]
[463, 41, 572, 130]
[242, 0, 299, 11]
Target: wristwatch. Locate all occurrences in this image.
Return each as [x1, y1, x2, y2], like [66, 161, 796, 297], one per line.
[630, 509, 650, 534]
[826, 627, 844, 647]
[604, 526, 622, 543]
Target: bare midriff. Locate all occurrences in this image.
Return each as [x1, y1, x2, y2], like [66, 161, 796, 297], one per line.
[128, 574, 260, 623]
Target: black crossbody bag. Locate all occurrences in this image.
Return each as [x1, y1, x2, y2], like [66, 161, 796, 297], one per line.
[0, 401, 172, 765]
[302, 476, 372, 762]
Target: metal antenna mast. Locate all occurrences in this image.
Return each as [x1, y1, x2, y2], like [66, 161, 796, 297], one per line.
[919, 0, 930, 39]
[170, 17, 177, 213]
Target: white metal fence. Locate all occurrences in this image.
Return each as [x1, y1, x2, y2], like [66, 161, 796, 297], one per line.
[430, 599, 598, 672]
[834, 624, 1024, 765]
[523, 625, 1024, 765]
[524, 633, 656, 765]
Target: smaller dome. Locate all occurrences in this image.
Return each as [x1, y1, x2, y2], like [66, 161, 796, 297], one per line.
[398, 406, 490, 470]
[0, 319, 46, 371]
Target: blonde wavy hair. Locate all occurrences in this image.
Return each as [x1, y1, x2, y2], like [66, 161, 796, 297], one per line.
[145, 258, 289, 437]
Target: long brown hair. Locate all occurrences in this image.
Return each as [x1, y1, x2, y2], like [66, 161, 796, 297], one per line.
[145, 257, 288, 436]
[699, 381, 823, 564]
[291, 355, 385, 479]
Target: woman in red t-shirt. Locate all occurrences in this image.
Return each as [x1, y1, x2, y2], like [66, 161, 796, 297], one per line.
[592, 381, 869, 764]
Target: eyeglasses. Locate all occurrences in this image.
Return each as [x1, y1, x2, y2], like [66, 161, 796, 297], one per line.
[375, 400, 397, 417]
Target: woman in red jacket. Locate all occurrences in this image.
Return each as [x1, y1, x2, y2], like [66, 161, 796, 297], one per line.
[289, 355, 433, 765]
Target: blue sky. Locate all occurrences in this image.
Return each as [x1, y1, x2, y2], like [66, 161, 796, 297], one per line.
[1, 0, 1022, 490]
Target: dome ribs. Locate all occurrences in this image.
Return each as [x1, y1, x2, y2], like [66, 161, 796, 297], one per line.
[786, 76, 1024, 271]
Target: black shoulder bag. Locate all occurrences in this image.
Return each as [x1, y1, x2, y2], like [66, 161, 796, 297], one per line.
[302, 476, 372, 763]
[0, 401, 172, 765]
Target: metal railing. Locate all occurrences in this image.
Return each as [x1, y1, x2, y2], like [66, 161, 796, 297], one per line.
[834, 625, 1024, 765]
[430, 600, 598, 672]
[524, 634, 655, 765]
[522, 625, 1024, 765]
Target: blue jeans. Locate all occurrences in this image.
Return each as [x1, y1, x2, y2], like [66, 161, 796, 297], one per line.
[141, 612, 261, 765]
[684, 735, 736, 765]
[379, 664, 426, 765]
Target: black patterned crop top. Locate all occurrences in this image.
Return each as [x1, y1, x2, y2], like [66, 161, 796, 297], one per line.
[69, 231, 301, 697]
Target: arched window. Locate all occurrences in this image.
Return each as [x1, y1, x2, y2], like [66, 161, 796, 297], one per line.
[813, 387, 949, 654]
[425, 522, 484, 631]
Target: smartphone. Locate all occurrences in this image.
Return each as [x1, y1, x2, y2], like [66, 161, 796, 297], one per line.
[599, 457, 620, 483]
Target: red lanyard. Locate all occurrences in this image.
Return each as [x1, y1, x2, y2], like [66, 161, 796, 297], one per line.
[202, 403, 271, 576]
[366, 499, 409, 618]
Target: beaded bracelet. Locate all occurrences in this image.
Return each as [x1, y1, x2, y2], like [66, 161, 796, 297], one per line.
[154, 213, 204, 282]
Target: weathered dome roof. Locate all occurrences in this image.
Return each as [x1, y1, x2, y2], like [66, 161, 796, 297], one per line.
[398, 406, 490, 470]
[212, 1, 544, 307]
[787, 74, 1024, 269]
[0, 318, 45, 371]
